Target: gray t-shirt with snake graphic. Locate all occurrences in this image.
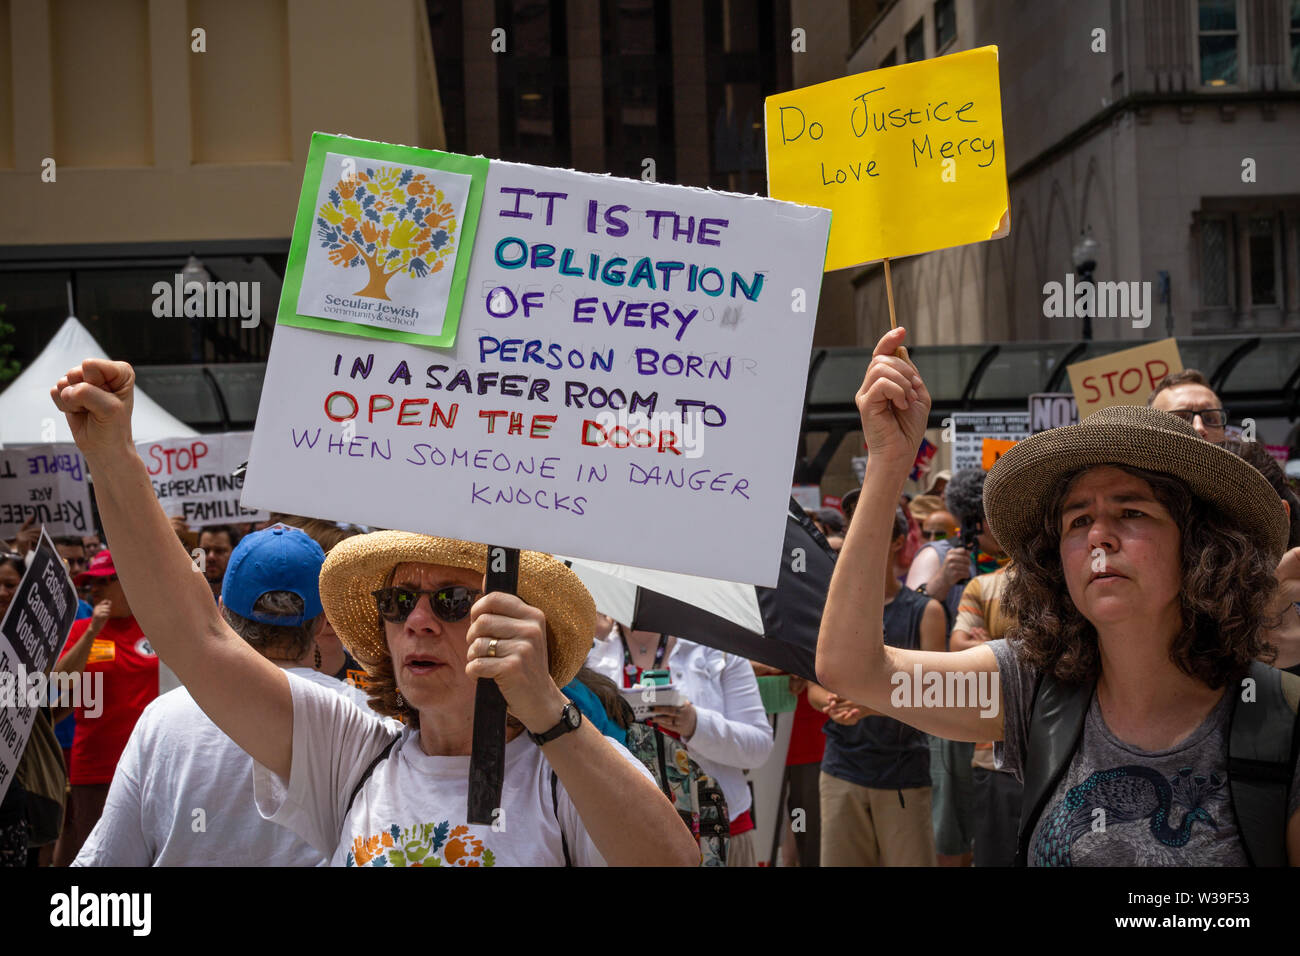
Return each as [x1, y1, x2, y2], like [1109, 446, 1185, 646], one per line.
[990, 639, 1300, 866]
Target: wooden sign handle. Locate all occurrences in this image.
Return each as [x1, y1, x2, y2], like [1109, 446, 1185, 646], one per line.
[883, 257, 911, 367]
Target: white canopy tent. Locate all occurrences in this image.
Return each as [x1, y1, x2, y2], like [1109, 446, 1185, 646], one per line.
[0, 316, 198, 444]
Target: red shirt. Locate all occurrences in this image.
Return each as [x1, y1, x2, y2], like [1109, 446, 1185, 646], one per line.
[60, 616, 158, 785]
[785, 690, 826, 766]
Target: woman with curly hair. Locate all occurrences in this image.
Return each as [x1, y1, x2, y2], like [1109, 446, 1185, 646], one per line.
[817, 327, 1300, 866]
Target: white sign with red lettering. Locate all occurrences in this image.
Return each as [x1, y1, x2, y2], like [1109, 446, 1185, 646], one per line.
[135, 433, 265, 527]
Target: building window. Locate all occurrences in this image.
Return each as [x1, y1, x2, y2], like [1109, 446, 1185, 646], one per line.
[1196, 206, 1298, 328]
[905, 18, 925, 61]
[934, 0, 956, 51]
[849, 0, 888, 50]
[427, 0, 466, 151]
[1197, 0, 1239, 86]
[879, 48, 897, 69]
[702, 1, 781, 195]
[602, 0, 674, 182]
[1249, 216, 1278, 305]
[1201, 217, 1230, 306]
[1291, 0, 1300, 83]
[495, 0, 570, 166]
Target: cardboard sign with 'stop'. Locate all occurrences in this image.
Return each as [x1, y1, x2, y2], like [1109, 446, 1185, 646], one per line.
[1067, 339, 1183, 419]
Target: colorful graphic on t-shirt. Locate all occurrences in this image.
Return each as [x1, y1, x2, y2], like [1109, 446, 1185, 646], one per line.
[346, 821, 497, 867]
[1032, 765, 1222, 867]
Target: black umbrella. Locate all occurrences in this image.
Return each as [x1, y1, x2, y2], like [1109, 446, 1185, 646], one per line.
[565, 498, 836, 682]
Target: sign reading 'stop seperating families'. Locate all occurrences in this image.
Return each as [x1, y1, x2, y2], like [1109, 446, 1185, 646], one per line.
[243, 133, 832, 587]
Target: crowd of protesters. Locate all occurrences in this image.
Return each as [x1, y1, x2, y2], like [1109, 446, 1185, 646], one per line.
[1, 338, 1298, 867]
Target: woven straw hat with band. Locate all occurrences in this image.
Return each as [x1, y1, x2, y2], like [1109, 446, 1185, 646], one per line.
[983, 404, 1288, 564]
[319, 531, 597, 688]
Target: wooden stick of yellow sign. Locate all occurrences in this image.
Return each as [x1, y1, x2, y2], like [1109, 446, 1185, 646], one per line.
[883, 258, 911, 366]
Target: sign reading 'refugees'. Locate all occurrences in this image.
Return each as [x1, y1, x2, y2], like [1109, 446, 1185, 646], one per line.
[243, 137, 832, 586]
[0, 445, 91, 540]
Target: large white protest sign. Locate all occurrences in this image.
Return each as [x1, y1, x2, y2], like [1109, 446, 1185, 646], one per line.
[0, 529, 78, 802]
[243, 136, 831, 586]
[950, 412, 1029, 472]
[0, 445, 93, 539]
[136, 433, 264, 527]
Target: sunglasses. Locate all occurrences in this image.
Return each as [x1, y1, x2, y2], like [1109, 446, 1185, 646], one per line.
[372, 585, 483, 624]
[923, 530, 950, 540]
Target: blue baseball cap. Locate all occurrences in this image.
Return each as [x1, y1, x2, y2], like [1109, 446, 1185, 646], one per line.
[221, 524, 325, 625]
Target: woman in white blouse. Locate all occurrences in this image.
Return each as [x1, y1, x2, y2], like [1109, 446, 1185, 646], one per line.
[587, 623, 774, 866]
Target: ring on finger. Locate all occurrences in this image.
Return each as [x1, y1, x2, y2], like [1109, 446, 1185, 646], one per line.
[487, 638, 498, 658]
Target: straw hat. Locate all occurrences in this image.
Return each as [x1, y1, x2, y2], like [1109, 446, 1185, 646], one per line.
[983, 404, 1287, 563]
[319, 531, 597, 688]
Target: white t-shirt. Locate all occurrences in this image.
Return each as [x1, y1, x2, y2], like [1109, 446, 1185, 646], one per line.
[251, 671, 655, 866]
[72, 668, 371, 867]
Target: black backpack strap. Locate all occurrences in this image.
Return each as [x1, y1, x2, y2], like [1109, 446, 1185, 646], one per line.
[550, 770, 573, 867]
[347, 735, 400, 817]
[1227, 663, 1300, 867]
[1015, 671, 1094, 866]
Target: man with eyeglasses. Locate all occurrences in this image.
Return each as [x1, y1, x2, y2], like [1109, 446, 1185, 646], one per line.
[1147, 369, 1228, 442]
[53, 536, 95, 611]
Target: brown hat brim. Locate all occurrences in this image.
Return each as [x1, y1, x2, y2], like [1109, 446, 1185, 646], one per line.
[983, 405, 1288, 563]
[318, 531, 596, 688]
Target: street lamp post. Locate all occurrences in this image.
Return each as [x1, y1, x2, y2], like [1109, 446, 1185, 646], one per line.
[182, 255, 210, 363]
[1072, 234, 1099, 341]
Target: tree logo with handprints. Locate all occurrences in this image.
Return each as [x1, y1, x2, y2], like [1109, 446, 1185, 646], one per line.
[316, 164, 459, 300]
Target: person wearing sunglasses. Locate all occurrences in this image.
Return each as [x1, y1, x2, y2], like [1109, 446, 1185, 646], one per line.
[50, 357, 697, 868]
[73, 524, 378, 866]
[921, 509, 959, 543]
[1147, 369, 1227, 442]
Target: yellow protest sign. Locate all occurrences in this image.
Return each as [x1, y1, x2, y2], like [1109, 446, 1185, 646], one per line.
[1066, 338, 1184, 419]
[764, 46, 1009, 271]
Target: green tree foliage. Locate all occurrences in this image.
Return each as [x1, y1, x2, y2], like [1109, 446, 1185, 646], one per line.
[0, 305, 22, 387]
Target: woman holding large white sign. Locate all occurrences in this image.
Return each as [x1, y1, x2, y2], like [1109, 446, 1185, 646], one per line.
[49, 358, 698, 867]
[818, 327, 1300, 866]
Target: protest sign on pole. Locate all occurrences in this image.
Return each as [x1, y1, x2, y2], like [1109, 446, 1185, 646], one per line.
[137, 433, 265, 527]
[1066, 338, 1183, 420]
[241, 134, 832, 588]
[1029, 392, 1078, 433]
[764, 46, 1010, 271]
[949, 412, 1029, 472]
[0, 445, 93, 540]
[0, 529, 79, 803]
